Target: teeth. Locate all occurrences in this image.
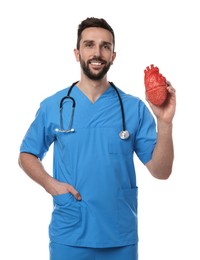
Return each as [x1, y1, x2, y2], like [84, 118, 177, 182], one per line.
[91, 62, 102, 65]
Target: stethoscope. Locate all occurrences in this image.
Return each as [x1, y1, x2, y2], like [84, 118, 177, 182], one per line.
[55, 81, 130, 140]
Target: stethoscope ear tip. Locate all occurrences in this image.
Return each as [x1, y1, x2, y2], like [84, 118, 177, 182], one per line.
[55, 128, 75, 133]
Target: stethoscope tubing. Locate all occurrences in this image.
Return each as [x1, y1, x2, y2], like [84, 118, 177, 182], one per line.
[109, 82, 126, 132]
[56, 81, 129, 139]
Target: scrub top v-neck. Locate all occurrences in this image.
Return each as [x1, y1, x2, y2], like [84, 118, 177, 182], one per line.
[20, 83, 157, 248]
[68, 85, 117, 128]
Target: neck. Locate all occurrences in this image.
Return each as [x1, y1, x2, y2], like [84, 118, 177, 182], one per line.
[77, 78, 110, 103]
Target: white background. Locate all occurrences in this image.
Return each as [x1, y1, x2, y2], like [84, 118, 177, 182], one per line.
[0, 0, 199, 259]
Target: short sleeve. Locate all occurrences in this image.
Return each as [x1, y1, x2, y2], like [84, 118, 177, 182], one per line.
[134, 102, 157, 164]
[20, 102, 55, 160]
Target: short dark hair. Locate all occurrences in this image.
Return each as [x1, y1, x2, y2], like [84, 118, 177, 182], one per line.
[76, 17, 115, 50]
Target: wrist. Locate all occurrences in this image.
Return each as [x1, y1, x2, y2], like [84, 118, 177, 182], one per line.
[43, 175, 60, 195]
[157, 120, 173, 134]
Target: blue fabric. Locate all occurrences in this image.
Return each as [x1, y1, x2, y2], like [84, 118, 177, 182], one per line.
[49, 243, 138, 260]
[20, 84, 157, 248]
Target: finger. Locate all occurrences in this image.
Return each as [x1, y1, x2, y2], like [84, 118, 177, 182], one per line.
[67, 184, 82, 200]
[166, 80, 176, 94]
[166, 80, 172, 86]
[167, 85, 176, 94]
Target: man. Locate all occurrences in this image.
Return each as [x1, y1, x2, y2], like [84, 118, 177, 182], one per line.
[18, 17, 176, 260]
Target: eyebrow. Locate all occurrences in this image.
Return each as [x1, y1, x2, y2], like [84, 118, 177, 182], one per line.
[82, 40, 112, 46]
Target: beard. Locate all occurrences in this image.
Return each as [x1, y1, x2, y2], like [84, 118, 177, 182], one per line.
[79, 55, 112, 80]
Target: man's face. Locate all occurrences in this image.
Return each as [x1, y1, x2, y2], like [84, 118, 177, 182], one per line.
[74, 27, 116, 80]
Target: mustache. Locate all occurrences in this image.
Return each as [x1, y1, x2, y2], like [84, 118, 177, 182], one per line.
[88, 57, 106, 64]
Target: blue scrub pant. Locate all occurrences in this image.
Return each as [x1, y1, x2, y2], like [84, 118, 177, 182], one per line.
[49, 242, 138, 260]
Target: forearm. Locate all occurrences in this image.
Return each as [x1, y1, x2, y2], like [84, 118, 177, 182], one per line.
[147, 121, 174, 179]
[18, 152, 81, 199]
[18, 152, 60, 195]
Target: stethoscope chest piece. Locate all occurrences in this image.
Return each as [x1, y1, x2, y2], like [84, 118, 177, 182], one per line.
[119, 130, 130, 140]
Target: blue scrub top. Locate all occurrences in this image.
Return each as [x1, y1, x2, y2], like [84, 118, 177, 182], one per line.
[20, 84, 157, 248]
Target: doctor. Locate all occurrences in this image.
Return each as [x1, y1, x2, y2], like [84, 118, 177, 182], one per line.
[18, 17, 176, 260]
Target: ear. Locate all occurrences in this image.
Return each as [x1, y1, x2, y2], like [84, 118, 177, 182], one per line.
[74, 49, 80, 62]
[111, 51, 116, 64]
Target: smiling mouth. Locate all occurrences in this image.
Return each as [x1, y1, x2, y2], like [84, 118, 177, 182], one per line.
[90, 61, 103, 65]
[89, 58, 106, 65]
[89, 60, 106, 70]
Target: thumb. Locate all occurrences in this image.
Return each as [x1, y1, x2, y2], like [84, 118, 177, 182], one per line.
[67, 184, 82, 201]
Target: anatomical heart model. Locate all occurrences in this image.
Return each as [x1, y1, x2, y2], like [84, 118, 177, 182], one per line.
[144, 64, 168, 106]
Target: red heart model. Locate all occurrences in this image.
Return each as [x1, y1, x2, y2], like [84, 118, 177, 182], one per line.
[144, 64, 168, 106]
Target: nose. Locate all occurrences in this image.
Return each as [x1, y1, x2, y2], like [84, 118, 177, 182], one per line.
[93, 45, 101, 57]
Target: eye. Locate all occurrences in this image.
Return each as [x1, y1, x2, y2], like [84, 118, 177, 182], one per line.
[103, 44, 111, 50]
[85, 42, 94, 48]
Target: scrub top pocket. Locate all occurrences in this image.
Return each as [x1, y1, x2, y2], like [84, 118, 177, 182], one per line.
[50, 193, 81, 237]
[53, 192, 75, 206]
